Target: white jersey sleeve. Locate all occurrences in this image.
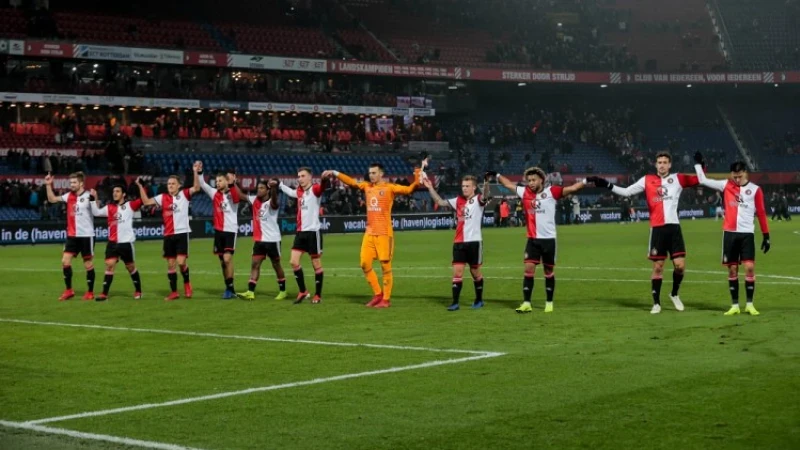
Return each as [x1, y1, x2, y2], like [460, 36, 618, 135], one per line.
[152, 194, 163, 207]
[247, 194, 257, 204]
[694, 164, 728, 192]
[198, 175, 217, 198]
[92, 203, 108, 217]
[280, 184, 298, 199]
[60, 193, 69, 203]
[515, 186, 526, 198]
[611, 177, 645, 197]
[446, 197, 458, 209]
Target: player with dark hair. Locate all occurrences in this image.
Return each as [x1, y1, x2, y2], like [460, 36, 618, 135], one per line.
[44, 171, 96, 301]
[138, 174, 199, 301]
[321, 160, 423, 308]
[237, 179, 287, 301]
[90, 185, 143, 301]
[278, 167, 329, 304]
[589, 152, 700, 314]
[488, 167, 587, 313]
[195, 161, 241, 299]
[693, 153, 770, 315]
[423, 174, 491, 311]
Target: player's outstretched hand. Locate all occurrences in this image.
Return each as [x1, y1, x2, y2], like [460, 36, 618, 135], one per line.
[761, 233, 771, 254]
[89, 189, 97, 198]
[193, 161, 203, 173]
[694, 151, 705, 165]
[421, 177, 433, 188]
[321, 170, 335, 179]
[484, 171, 498, 181]
[587, 176, 611, 189]
[44, 174, 53, 185]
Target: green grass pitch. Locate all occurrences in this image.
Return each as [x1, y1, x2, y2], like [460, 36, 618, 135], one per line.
[1, 219, 799, 450]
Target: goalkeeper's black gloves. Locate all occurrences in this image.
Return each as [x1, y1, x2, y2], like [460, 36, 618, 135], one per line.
[694, 151, 705, 166]
[484, 171, 498, 181]
[761, 233, 771, 254]
[587, 176, 612, 190]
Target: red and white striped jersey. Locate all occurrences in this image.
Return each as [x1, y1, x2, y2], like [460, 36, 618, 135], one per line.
[280, 183, 325, 232]
[248, 195, 281, 243]
[447, 194, 487, 243]
[694, 165, 769, 234]
[92, 200, 143, 243]
[61, 191, 94, 237]
[153, 189, 192, 236]
[199, 177, 240, 233]
[611, 173, 700, 227]
[516, 185, 564, 239]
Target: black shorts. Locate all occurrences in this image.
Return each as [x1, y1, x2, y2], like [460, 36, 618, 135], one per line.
[721, 231, 755, 265]
[253, 241, 281, 261]
[213, 231, 237, 255]
[524, 238, 556, 267]
[64, 236, 94, 259]
[292, 231, 323, 257]
[452, 241, 483, 267]
[105, 242, 136, 264]
[648, 224, 686, 260]
[162, 233, 189, 259]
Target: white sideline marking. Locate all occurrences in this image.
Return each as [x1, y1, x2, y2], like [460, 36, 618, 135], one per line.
[0, 420, 205, 450]
[25, 352, 501, 425]
[0, 318, 493, 355]
[1, 266, 799, 284]
[1, 319, 504, 425]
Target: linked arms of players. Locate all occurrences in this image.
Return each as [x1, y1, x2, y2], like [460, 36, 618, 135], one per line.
[88, 189, 107, 217]
[692, 151, 727, 191]
[135, 177, 157, 206]
[322, 170, 364, 190]
[484, 171, 519, 193]
[421, 177, 450, 207]
[587, 176, 645, 197]
[561, 178, 587, 196]
[192, 161, 215, 197]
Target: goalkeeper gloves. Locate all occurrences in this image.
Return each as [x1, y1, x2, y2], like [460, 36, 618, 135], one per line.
[587, 176, 612, 190]
[694, 151, 705, 165]
[761, 233, 771, 254]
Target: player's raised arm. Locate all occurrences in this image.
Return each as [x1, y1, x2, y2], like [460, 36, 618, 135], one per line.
[421, 177, 449, 207]
[278, 181, 298, 198]
[589, 175, 645, 197]
[692, 151, 727, 191]
[561, 178, 587, 197]
[328, 169, 367, 191]
[269, 179, 280, 210]
[136, 177, 156, 206]
[44, 174, 62, 203]
[390, 168, 421, 196]
[194, 162, 216, 198]
[487, 171, 518, 194]
[89, 189, 107, 217]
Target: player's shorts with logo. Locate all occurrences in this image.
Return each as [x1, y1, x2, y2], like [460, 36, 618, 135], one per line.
[64, 237, 94, 258]
[252, 241, 281, 261]
[721, 231, 755, 265]
[213, 230, 237, 255]
[524, 238, 556, 266]
[292, 230, 323, 257]
[452, 241, 483, 267]
[105, 242, 135, 264]
[361, 234, 393, 261]
[647, 224, 686, 260]
[162, 233, 189, 259]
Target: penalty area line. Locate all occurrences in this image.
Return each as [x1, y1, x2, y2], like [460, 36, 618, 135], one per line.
[0, 420, 205, 450]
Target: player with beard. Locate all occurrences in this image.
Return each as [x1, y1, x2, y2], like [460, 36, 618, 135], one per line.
[589, 152, 701, 314]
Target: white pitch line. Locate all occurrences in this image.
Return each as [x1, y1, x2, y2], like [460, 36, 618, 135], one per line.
[25, 352, 502, 425]
[1, 267, 798, 285]
[0, 420, 205, 450]
[0, 319, 494, 355]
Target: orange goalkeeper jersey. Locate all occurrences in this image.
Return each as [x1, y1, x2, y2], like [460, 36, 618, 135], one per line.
[336, 169, 420, 236]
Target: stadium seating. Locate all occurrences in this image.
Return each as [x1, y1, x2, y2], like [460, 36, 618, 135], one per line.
[714, 0, 800, 70]
[0, 206, 39, 221]
[0, 8, 26, 39]
[731, 103, 800, 171]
